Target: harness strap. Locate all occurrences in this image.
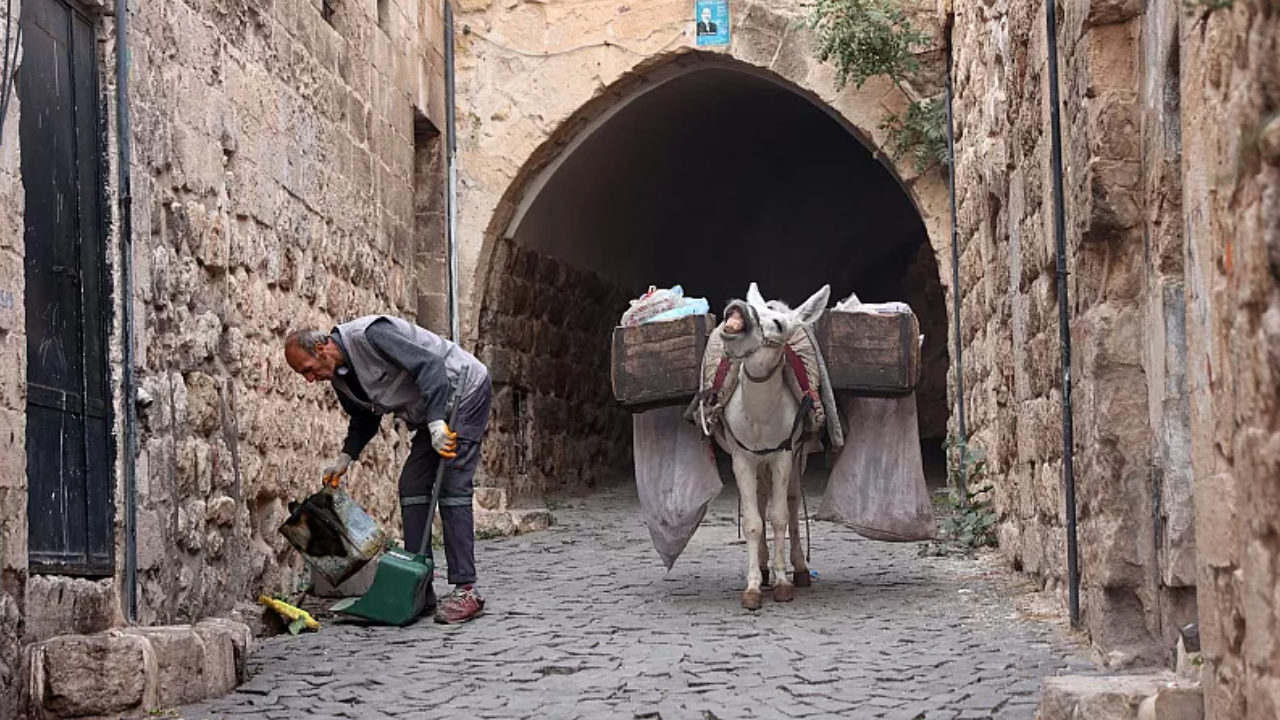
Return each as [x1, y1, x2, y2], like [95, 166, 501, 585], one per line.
[784, 344, 817, 401]
[711, 356, 733, 393]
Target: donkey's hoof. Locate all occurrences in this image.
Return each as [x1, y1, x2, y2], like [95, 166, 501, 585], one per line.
[793, 570, 812, 588]
[741, 589, 763, 611]
[773, 584, 795, 603]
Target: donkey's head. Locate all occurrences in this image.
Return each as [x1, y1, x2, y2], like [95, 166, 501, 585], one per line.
[720, 283, 831, 357]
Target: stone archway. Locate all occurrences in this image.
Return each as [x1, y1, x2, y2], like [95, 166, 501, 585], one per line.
[463, 48, 953, 498]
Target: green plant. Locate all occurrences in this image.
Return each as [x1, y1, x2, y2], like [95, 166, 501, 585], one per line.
[808, 0, 948, 172]
[1182, 0, 1236, 15]
[881, 96, 949, 174]
[940, 481, 998, 549]
[920, 438, 998, 555]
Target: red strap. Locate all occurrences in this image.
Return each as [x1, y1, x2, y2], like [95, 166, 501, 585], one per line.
[784, 345, 818, 401]
[711, 357, 733, 393]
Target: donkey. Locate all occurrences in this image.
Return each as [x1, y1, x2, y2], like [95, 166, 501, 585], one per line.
[712, 283, 830, 610]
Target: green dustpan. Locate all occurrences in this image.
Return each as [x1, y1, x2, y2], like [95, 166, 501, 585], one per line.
[331, 376, 463, 626]
[329, 546, 435, 626]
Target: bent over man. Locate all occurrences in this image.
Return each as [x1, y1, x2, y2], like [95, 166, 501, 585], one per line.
[284, 315, 493, 624]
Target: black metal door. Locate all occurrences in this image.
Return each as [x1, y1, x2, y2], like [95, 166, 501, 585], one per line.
[19, 0, 113, 575]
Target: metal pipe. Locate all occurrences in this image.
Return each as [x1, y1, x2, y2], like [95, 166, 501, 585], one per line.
[0, 0, 16, 145]
[444, 1, 460, 342]
[1043, 0, 1080, 629]
[115, 0, 139, 623]
[944, 56, 966, 499]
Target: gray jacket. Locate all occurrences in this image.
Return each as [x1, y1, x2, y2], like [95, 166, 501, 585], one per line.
[332, 315, 488, 431]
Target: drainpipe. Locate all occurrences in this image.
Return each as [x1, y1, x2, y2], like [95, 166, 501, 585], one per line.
[944, 50, 966, 499]
[1043, 0, 1081, 629]
[115, 0, 139, 623]
[444, 1, 460, 342]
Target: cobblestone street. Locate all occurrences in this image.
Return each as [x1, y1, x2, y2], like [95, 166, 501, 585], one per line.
[177, 478, 1092, 720]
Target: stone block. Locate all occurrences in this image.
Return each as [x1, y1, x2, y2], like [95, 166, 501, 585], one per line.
[24, 576, 121, 645]
[1193, 473, 1237, 569]
[1086, 0, 1145, 26]
[1037, 674, 1181, 720]
[1136, 685, 1204, 720]
[195, 618, 254, 686]
[474, 487, 508, 512]
[511, 508, 553, 534]
[31, 631, 156, 717]
[123, 626, 207, 707]
[472, 509, 518, 539]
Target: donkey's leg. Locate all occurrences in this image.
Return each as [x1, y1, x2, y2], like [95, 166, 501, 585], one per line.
[790, 451, 811, 588]
[756, 473, 771, 587]
[769, 453, 796, 603]
[731, 452, 765, 611]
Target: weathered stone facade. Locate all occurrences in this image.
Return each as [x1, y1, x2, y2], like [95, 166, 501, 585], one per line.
[0, 0, 1274, 717]
[0, 0, 450, 711]
[126, 0, 450, 627]
[950, 0, 1199, 665]
[474, 239, 633, 498]
[0, 0, 26, 710]
[1180, 2, 1280, 717]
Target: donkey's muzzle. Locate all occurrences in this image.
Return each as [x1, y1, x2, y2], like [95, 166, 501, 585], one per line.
[722, 300, 753, 337]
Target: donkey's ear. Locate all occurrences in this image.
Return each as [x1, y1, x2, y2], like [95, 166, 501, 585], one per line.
[793, 285, 831, 327]
[746, 282, 766, 308]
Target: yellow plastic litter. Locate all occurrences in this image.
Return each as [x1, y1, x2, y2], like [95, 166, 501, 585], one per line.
[258, 595, 320, 634]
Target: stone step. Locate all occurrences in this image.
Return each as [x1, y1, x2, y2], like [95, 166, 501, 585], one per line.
[21, 618, 253, 719]
[1036, 673, 1203, 720]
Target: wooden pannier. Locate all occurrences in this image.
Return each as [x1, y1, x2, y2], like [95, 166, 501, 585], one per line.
[813, 310, 921, 395]
[610, 314, 716, 410]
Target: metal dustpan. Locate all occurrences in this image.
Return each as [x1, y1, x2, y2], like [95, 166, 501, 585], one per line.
[330, 377, 463, 626]
[279, 486, 389, 588]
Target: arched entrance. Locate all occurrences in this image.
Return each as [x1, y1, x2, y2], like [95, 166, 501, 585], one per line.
[472, 53, 950, 498]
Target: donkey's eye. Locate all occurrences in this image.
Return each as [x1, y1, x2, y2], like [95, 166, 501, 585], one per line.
[773, 320, 783, 331]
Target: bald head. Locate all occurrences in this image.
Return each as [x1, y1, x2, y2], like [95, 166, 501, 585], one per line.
[284, 328, 343, 383]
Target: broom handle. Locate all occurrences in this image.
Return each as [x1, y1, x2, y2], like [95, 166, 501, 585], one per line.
[418, 371, 466, 556]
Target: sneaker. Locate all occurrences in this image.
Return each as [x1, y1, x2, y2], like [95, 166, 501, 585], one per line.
[434, 586, 485, 624]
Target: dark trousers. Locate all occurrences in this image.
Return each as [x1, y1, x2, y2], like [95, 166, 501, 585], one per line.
[398, 377, 492, 587]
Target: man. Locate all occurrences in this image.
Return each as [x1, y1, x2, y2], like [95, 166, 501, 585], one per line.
[284, 314, 492, 625]
[696, 7, 718, 35]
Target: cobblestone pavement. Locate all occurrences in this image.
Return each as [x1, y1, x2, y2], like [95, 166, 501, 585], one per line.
[177, 478, 1092, 720]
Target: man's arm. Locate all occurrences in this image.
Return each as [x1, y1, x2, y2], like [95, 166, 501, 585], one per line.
[364, 320, 450, 424]
[337, 390, 382, 459]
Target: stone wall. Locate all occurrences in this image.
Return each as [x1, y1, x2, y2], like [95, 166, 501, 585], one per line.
[0, 0, 25, 709]
[950, 0, 1197, 663]
[1181, 2, 1280, 717]
[1, 0, 449, 705]
[125, 0, 449, 627]
[475, 239, 634, 499]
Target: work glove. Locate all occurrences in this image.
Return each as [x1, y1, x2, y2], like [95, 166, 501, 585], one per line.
[322, 453, 353, 487]
[428, 420, 458, 459]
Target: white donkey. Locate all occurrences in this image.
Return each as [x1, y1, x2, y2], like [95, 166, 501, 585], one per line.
[713, 282, 830, 610]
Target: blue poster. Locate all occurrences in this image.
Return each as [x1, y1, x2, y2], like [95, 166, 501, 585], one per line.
[695, 0, 730, 47]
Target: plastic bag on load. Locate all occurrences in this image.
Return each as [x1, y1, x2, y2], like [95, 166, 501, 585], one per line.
[815, 393, 936, 542]
[647, 297, 711, 324]
[621, 285, 685, 327]
[633, 406, 723, 569]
